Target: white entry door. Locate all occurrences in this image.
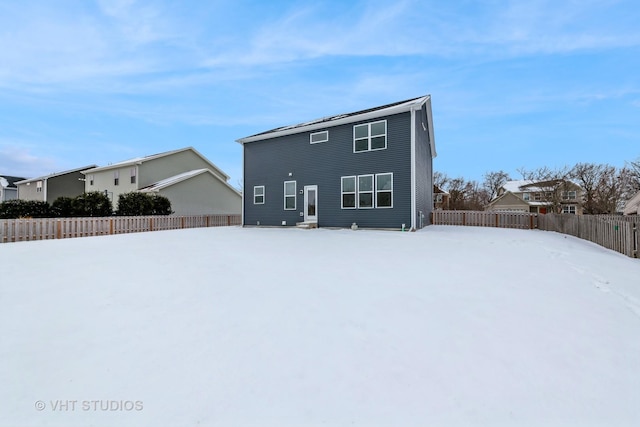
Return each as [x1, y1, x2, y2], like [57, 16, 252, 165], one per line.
[304, 185, 318, 223]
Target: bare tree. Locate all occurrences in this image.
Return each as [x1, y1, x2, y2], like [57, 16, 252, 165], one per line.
[483, 170, 510, 201]
[433, 171, 449, 190]
[571, 163, 604, 214]
[626, 158, 640, 194]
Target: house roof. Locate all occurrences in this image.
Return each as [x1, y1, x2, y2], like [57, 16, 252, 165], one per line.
[236, 95, 435, 155]
[0, 175, 27, 189]
[623, 190, 640, 215]
[14, 166, 97, 185]
[82, 147, 229, 181]
[501, 179, 580, 194]
[138, 168, 241, 196]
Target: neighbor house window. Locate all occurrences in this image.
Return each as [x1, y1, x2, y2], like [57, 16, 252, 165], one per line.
[130, 168, 137, 184]
[562, 205, 576, 214]
[357, 175, 374, 208]
[375, 173, 393, 208]
[88, 175, 94, 186]
[310, 131, 328, 144]
[114, 170, 120, 186]
[353, 120, 387, 152]
[254, 186, 265, 204]
[36, 181, 43, 192]
[534, 192, 542, 201]
[562, 190, 576, 200]
[284, 181, 296, 210]
[341, 176, 356, 209]
[522, 193, 530, 201]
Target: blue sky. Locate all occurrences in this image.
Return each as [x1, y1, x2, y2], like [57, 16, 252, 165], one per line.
[1, 0, 639, 188]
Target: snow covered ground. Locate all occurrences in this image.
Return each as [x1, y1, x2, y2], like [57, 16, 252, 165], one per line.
[1, 225, 639, 426]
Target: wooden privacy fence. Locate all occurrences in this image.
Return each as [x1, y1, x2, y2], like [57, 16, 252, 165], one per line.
[538, 214, 638, 258]
[432, 210, 537, 230]
[431, 210, 639, 258]
[0, 214, 242, 244]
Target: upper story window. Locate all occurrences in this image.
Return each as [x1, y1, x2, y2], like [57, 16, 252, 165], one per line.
[36, 181, 43, 192]
[114, 170, 120, 186]
[562, 190, 576, 200]
[130, 168, 137, 184]
[522, 193, 530, 201]
[88, 175, 94, 186]
[353, 120, 387, 153]
[254, 185, 265, 204]
[284, 181, 296, 210]
[310, 131, 328, 144]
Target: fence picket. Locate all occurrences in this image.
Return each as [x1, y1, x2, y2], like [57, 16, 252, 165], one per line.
[0, 214, 241, 244]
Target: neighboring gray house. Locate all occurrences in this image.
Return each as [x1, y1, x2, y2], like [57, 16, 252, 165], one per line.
[81, 147, 241, 215]
[1, 175, 26, 201]
[16, 166, 96, 203]
[237, 95, 437, 230]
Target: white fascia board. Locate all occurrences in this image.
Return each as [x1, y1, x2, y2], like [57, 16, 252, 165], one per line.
[237, 96, 431, 144]
[410, 105, 417, 230]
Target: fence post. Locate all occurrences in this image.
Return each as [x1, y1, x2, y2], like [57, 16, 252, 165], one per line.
[56, 220, 62, 239]
[109, 218, 114, 235]
[149, 217, 154, 232]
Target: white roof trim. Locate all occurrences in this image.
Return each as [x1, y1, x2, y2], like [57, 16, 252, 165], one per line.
[138, 168, 241, 196]
[237, 95, 432, 144]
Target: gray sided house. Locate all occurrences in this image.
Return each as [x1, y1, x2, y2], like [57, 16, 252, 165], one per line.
[82, 147, 241, 215]
[16, 166, 96, 203]
[237, 95, 437, 230]
[1, 175, 26, 201]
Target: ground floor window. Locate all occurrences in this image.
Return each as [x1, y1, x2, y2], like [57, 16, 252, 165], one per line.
[341, 173, 393, 209]
[562, 205, 576, 214]
[254, 185, 265, 204]
[284, 181, 296, 210]
[341, 176, 356, 209]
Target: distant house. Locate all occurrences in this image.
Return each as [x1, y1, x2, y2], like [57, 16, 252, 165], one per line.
[486, 179, 583, 214]
[0, 175, 26, 202]
[16, 166, 96, 203]
[433, 185, 450, 210]
[237, 95, 437, 230]
[623, 191, 640, 215]
[82, 147, 241, 215]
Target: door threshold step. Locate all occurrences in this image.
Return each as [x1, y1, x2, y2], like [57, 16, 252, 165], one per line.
[296, 222, 318, 229]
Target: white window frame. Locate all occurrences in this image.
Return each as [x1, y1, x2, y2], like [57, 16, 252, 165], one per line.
[353, 120, 387, 153]
[357, 174, 374, 209]
[114, 170, 120, 186]
[253, 185, 265, 205]
[375, 173, 393, 208]
[522, 193, 530, 201]
[562, 190, 576, 200]
[130, 168, 137, 184]
[88, 175, 94, 186]
[341, 176, 356, 209]
[310, 130, 328, 144]
[36, 181, 43, 192]
[283, 180, 296, 210]
[562, 205, 576, 214]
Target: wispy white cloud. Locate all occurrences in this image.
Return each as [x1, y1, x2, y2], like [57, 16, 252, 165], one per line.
[0, 144, 59, 178]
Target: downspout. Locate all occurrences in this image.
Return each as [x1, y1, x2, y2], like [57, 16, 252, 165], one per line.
[410, 106, 417, 231]
[241, 144, 245, 226]
[43, 178, 48, 203]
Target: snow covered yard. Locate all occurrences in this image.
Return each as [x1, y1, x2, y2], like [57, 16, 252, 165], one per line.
[1, 225, 639, 427]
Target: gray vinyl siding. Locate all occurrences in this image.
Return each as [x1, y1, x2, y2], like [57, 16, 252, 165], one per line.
[244, 112, 412, 228]
[139, 150, 222, 188]
[414, 106, 433, 228]
[157, 173, 241, 215]
[17, 181, 44, 202]
[46, 172, 86, 203]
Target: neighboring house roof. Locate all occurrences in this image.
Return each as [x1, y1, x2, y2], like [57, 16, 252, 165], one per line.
[0, 175, 27, 188]
[623, 191, 640, 215]
[487, 191, 530, 209]
[236, 95, 436, 157]
[81, 147, 230, 181]
[433, 184, 449, 195]
[138, 169, 241, 195]
[14, 166, 97, 185]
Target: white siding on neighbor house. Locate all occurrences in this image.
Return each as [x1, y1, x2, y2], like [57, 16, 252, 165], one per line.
[87, 166, 139, 208]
